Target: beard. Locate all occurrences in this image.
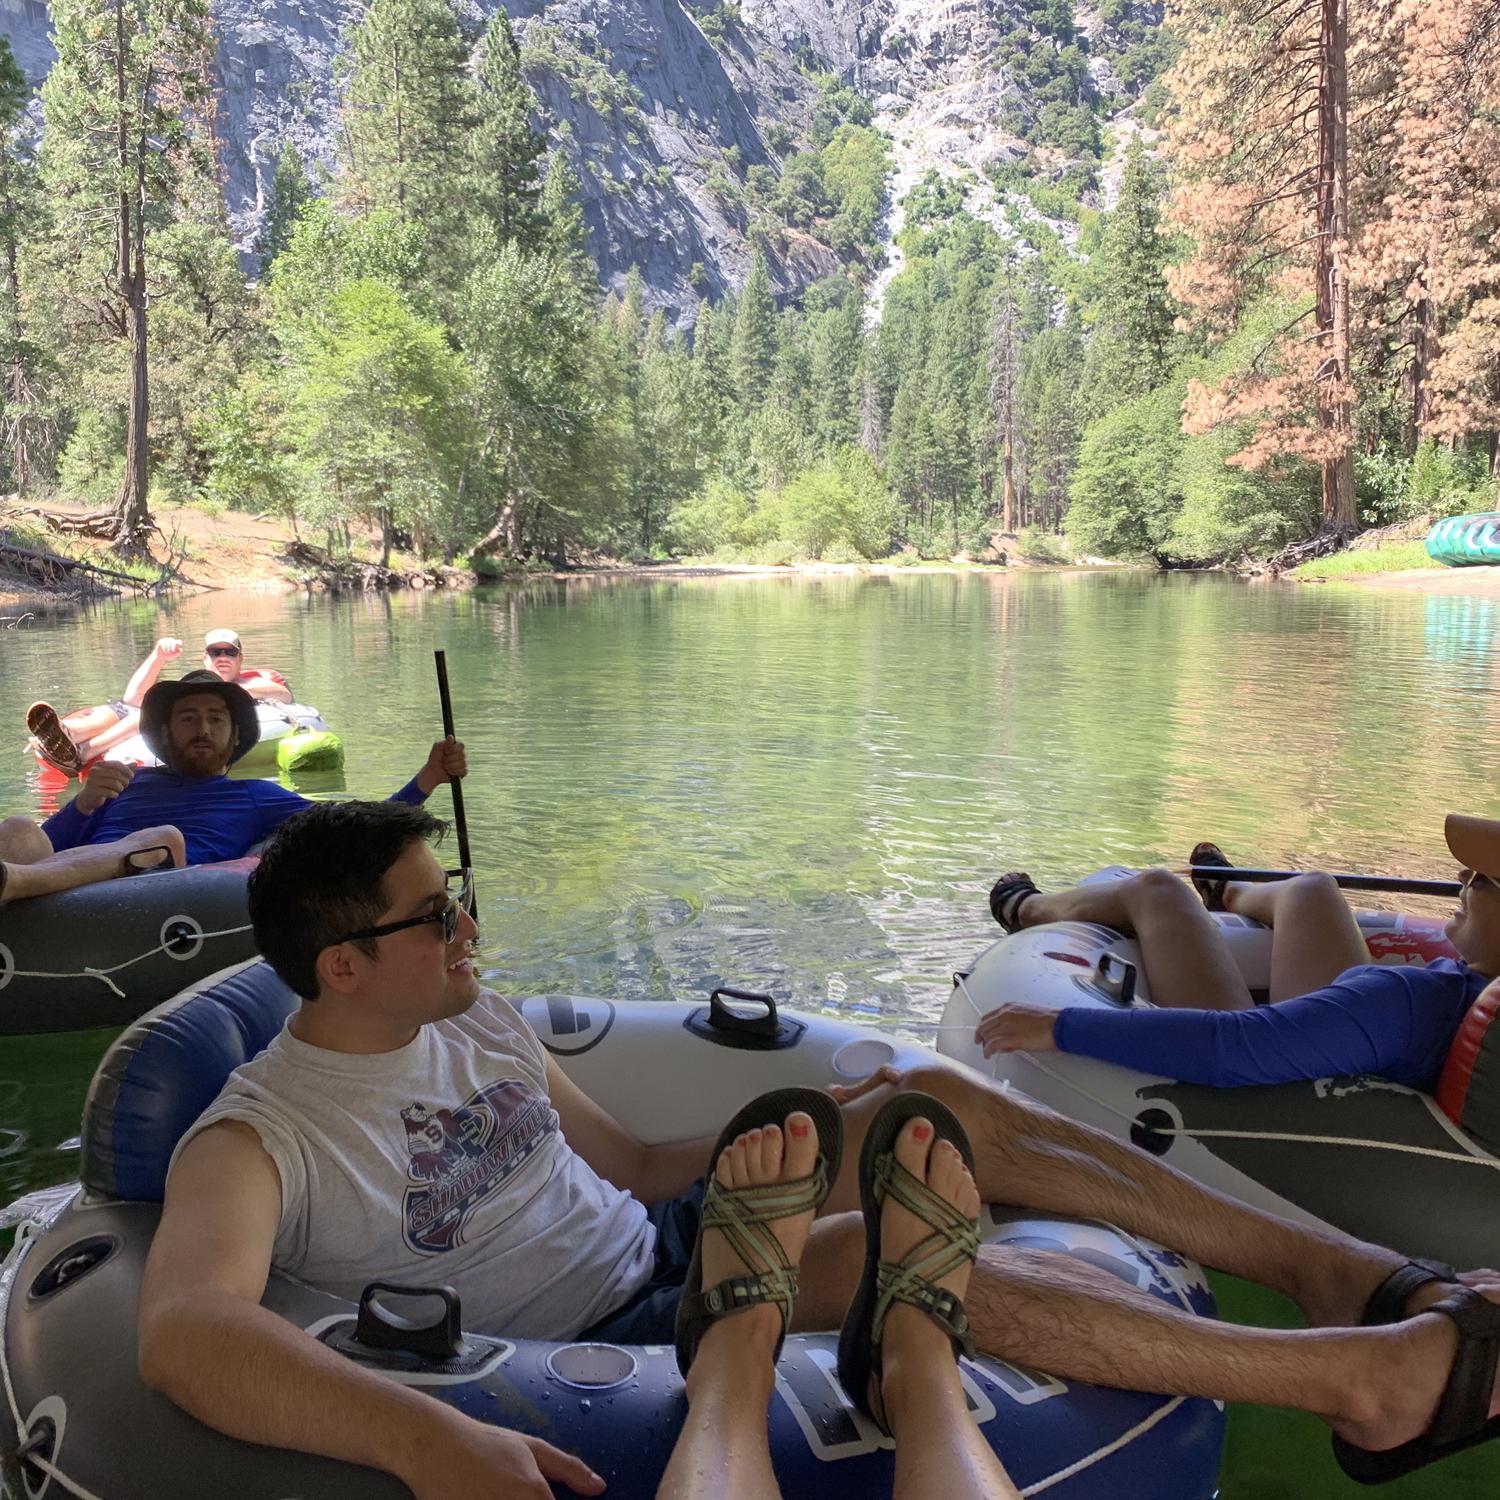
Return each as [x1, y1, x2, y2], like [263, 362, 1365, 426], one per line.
[166, 741, 232, 777]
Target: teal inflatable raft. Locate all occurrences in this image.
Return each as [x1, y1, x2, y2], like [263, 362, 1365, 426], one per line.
[1425, 511, 1500, 565]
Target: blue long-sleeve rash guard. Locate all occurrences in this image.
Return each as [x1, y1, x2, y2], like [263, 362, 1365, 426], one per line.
[1053, 958, 1491, 1091]
[43, 769, 429, 867]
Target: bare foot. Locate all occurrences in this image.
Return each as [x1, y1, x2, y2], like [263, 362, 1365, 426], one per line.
[691, 1112, 820, 1383]
[1333, 1292, 1500, 1452]
[877, 1117, 982, 1422]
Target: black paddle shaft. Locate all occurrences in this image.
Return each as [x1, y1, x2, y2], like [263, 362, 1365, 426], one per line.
[433, 651, 474, 891]
[1188, 865, 1461, 899]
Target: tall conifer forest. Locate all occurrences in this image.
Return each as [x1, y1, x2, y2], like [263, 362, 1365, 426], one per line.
[0, 0, 1496, 566]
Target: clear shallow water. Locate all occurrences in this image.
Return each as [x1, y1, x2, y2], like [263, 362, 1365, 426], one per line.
[1, 568, 1498, 1201]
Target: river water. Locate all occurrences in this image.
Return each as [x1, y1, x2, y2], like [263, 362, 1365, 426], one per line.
[1, 568, 1496, 1204]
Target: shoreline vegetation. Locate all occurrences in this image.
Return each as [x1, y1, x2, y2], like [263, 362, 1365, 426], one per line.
[5, 499, 1497, 609]
[0, 3, 1496, 593]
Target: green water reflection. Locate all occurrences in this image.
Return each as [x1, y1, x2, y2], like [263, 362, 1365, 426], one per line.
[2, 570, 1497, 1204]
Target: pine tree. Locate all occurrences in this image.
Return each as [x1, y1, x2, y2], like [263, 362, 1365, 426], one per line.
[0, 40, 42, 493]
[1084, 139, 1176, 412]
[730, 248, 779, 412]
[985, 259, 1023, 534]
[1168, 0, 1357, 532]
[339, 0, 475, 306]
[255, 141, 313, 266]
[1352, 0, 1500, 466]
[39, 0, 215, 545]
[471, 13, 547, 250]
[539, 152, 596, 291]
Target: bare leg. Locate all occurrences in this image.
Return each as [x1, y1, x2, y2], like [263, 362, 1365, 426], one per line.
[825, 1064, 1418, 1331]
[0, 816, 51, 864]
[1224, 873, 1370, 1002]
[58, 704, 123, 741]
[881, 1118, 1021, 1500]
[1, 824, 185, 904]
[75, 710, 144, 759]
[1012, 869, 1253, 1011]
[655, 1112, 820, 1500]
[959, 1245, 1500, 1455]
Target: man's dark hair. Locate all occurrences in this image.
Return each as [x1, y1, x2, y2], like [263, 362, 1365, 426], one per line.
[249, 800, 447, 999]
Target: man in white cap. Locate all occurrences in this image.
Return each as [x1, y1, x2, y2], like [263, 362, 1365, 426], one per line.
[200, 628, 293, 705]
[27, 628, 291, 776]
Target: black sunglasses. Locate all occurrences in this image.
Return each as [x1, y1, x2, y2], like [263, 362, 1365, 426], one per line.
[206, 645, 241, 659]
[332, 869, 475, 947]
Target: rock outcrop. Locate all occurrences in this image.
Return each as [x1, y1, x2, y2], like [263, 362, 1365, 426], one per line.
[0, 0, 1162, 320]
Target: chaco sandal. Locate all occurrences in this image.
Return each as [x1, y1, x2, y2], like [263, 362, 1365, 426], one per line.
[1332, 1285, 1500, 1482]
[837, 1092, 980, 1434]
[988, 871, 1040, 933]
[673, 1086, 844, 1378]
[1188, 841, 1232, 912]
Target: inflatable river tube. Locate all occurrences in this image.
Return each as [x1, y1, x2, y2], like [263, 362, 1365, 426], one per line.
[938, 872, 1498, 1266]
[0, 860, 256, 1036]
[33, 701, 343, 788]
[0, 960, 1225, 1500]
[1426, 511, 1500, 566]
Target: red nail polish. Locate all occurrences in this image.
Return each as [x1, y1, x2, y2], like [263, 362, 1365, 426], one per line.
[913, 1122, 932, 1141]
[791, 1119, 809, 1137]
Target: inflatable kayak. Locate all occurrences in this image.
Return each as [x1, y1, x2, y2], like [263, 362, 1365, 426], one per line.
[938, 879, 1499, 1266]
[1425, 511, 1500, 566]
[0, 860, 255, 1036]
[0, 962, 1226, 1500]
[32, 701, 343, 786]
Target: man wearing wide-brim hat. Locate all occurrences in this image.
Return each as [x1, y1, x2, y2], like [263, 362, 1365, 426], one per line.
[39, 670, 466, 868]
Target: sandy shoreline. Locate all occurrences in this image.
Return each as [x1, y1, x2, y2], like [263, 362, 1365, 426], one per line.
[1302, 564, 1500, 595]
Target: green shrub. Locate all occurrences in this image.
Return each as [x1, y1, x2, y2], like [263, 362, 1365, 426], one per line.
[1015, 525, 1071, 562]
[1067, 384, 1185, 558]
[1354, 448, 1413, 526]
[1408, 440, 1496, 519]
[747, 538, 798, 566]
[756, 450, 898, 559]
[57, 410, 125, 508]
[821, 538, 864, 563]
[669, 477, 752, 554]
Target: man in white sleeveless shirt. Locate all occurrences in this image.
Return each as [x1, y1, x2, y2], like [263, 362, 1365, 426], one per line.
[139, 801, 1500, 1498]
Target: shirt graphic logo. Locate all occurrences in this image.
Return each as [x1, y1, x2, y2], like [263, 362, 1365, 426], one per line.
[400, 1079, 553, 1253]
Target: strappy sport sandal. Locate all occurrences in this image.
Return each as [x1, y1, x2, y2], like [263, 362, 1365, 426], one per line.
[26, 702, 82, 777]
[1188, 842, 1232, 912]
[1332, 1285, 1500, 1482]
[1358, 1259, 1461, 1326]
[837, 1092, 979, 1434]
[988, 872, 1040, 933]
[674, 1086, 844, 1379]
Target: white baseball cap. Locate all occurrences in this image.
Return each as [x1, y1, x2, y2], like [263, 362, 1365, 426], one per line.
[204, 628, 241, 649]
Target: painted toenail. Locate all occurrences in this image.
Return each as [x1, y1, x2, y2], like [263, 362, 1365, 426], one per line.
[790, 1120, 809, 1136]
[913, 1122, 932, 1141]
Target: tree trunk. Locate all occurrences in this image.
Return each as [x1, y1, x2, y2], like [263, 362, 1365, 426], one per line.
[3, 211, 27, 495]
[1406, 276, 1439, 451]
[111, 2, 150, 551]
[379, 507, 392, 569]
[1001, 430, 1014, 535]
[1314, 0, 1356, 532]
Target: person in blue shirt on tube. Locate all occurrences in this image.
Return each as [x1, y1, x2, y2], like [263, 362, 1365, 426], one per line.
[977, 817, 1500, 1091]
[40, 670, 466, 868]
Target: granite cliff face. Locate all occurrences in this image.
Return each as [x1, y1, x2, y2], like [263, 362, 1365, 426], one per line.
[0, 0, 1161, 321]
